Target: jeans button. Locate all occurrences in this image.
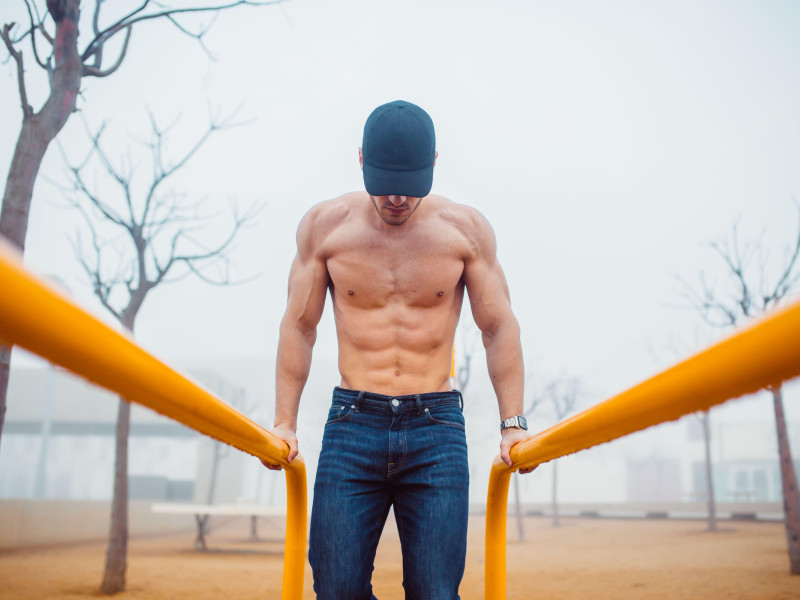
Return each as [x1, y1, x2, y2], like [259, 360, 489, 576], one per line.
[391, 399, 400, 407]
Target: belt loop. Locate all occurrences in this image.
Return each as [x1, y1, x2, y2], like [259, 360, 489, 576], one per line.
[415, 394, 424, 417]
[355, 391, 364, 412]
[457, 390, 464, 411]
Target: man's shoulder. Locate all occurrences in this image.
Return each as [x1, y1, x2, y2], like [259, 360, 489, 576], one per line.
[300, 192, 365, 233]
[296, 193, 366, 256]
[426, 195, 492, 235]
[304, 192, 364, 224]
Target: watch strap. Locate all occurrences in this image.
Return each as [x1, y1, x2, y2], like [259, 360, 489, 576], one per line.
[500, 415, 528, 431]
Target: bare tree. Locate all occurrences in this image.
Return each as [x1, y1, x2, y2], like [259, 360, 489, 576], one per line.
[0, 0, 282, 453]
[679, 203, 800, 574]
[650, 333, 719, 532]
[526, 376, 581, 527]
[698, 410, 717, 531]
[60, 112, 258, 593]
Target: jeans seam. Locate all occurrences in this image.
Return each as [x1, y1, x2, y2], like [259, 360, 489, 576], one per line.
[424, 411, 466, 431]
[388, 414, 408, 476]
[324, 404, 353, 427]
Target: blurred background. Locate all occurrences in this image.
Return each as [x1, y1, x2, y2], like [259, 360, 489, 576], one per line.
[1, 0, 798, 533]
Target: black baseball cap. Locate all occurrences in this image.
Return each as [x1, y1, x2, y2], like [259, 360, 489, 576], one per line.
[361, 100, 436, 198]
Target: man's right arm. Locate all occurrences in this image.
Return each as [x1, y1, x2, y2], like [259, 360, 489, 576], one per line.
[262, 207, 330, 470]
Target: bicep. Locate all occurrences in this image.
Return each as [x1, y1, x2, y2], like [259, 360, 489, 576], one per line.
[462, 213, 514, 335]
[283, 211, 330, 333]
[283, 252, 329, 334]
[465, 256, 513, 335]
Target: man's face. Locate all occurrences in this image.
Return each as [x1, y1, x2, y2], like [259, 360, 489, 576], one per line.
[369, 194, 423, 226]
[358, 147, 435, 226]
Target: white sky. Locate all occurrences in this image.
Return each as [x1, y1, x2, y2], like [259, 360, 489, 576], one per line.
[3, 0, 800, 429]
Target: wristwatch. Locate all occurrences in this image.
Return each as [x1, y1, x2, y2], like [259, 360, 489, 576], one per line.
[500, 415, 528, 431]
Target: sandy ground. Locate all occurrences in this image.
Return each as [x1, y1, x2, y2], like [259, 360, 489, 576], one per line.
[1, 514, 799, 599]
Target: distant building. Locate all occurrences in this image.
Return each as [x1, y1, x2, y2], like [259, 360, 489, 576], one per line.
[0, 365, 252, 504]
[684, 417, 800, 503]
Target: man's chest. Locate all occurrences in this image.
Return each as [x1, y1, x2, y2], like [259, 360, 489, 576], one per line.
[325, 233, 467, 308]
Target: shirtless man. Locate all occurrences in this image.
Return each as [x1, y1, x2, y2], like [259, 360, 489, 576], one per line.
[262, 100, 531, 600]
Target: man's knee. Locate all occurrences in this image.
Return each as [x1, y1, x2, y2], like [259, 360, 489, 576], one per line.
[310, 568, 376, 600]
[402, 575, 461, 600]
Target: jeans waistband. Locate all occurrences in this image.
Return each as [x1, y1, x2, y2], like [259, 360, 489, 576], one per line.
[332, 386, 463, 412]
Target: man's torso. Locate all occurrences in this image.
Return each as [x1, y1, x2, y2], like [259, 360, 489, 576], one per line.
[313, 192, 478, 395]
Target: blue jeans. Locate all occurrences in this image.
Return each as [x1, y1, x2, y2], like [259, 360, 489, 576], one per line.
[309, 387, 469, 600]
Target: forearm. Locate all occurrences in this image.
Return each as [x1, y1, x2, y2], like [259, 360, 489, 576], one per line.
[274, 321, 317, 431]
[483, 317, 525, 419]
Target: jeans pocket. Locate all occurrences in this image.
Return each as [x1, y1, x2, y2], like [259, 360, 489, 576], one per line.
[424, 405, 466, 430]
[325, 403, 353, 427]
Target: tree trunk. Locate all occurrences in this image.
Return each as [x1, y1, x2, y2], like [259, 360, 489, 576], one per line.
[702, 410, 718, 531]
[772, 385, 800, 574]
[513, 472, 525, 542]
[0, 345, 10, 452]
[0, 0, 83, 452]
[0, 118, 57, 453]
[207, 442, 221, 505]
[102, 312, 136, 594]
[101, 397, 131, 594]
[551, 461, 560, 527]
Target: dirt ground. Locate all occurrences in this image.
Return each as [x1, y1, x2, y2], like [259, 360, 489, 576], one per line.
[1, 514, 799, 599]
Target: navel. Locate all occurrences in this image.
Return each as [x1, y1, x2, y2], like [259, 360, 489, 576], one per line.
[395, 370, 401, 377]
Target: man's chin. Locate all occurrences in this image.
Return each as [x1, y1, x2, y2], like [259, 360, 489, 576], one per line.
[381, 217, 409, 226]
[378, 210, 410, 225]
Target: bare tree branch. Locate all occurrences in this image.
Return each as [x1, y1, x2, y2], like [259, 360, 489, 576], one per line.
[156, 202, 261, 286]
[57, 138, 129, 228]
[525, 374, 581, 421]
[32, 0, 54, 47]
[61, 110, 261, 322]
[80, 118, 130, 189]
[92, 0, 104, 49]
[165, 11, 218, 60]
[141, 107, 241, 223]
[22, 0, 49, 71]
[1, 23, 33, 117]
[681, 202, 800, 330]
[710, 222, 754, 318]
[80, 0, 151, 62]
[763, 201, 800, 308]
[67, 214, 124, 322]
[81, 0, 285, 63]
[82, 25, 132, 78]
[675, 272, 738, 328]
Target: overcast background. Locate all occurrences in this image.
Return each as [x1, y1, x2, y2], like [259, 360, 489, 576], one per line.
[2, 0, 799, 503]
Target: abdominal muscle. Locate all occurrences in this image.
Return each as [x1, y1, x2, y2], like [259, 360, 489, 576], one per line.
[334, 301, 460, 396]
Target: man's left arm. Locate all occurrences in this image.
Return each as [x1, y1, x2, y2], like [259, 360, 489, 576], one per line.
[463, 210, 534, 473]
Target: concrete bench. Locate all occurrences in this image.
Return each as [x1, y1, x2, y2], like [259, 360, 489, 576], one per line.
[151, 503, 286, 550]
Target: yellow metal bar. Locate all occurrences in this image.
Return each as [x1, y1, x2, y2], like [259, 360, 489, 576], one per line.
[0, 240, 306, 599]
[485, 458, 511, 600]
[485, 298, 800, 598]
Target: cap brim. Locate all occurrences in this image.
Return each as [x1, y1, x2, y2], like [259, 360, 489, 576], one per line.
[363, 162, 434, 198]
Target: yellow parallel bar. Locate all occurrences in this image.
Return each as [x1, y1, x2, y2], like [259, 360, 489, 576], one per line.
[485, 298, 800, 599]
[0, 240, 306, 599]
[485, 459, 511, 600]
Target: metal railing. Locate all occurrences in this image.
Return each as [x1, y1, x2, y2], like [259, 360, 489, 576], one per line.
[0, 240, 306, 599]
[484, 296, 800, 599]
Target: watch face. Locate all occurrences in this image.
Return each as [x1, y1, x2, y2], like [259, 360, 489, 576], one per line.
[502, 416, 528, 430]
